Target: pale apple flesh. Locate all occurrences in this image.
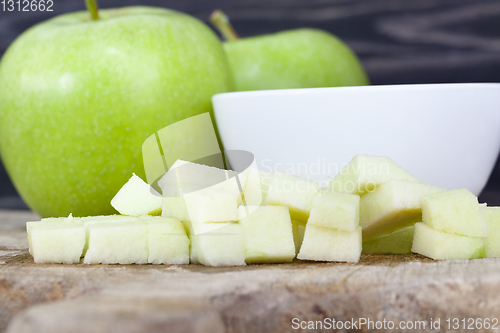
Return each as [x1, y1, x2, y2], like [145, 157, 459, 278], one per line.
[481, 206, 500, 258]
[308, 191, 360, 232]
[362, 224, 415, 254]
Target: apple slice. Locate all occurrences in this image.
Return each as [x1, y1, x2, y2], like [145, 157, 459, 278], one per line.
[481, 206, 500, 258]
[184, 188, 239, 224]
[422, 188, 487, 237]
[329, 154, 421, 196]
[308, 191, 359, 232]
[239, 167, 270, 206]
[411, 222, 485, 260]
[360, 180, 445, 239]
[80, 215, 137, 255]
[187, 221, 246, 267]
[238, 206, 295, 263]
[111, 173, 162, 216]
[162, 196, 190, 221]
[292, 221, 306, 254]
[27, 215, 75, 255]
[28, 223, 85, 264]
[265, 171, 319, 223]
[297, 225, 362, 262]
[143, 216, 190, 264]
[83, 220, 148, 264]
[362, 224, 415, 254]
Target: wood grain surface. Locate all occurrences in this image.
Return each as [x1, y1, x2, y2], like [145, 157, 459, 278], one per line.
[0, 0, 499, 204]
[1, 210, 500, 332]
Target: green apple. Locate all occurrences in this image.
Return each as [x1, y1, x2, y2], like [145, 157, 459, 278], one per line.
[210, 10, 368, 91]
[481, 206, 500, 258]
[0, 3, 233, 217]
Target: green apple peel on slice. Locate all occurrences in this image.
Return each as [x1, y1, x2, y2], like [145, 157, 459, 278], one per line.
[110, 173, 162, 216]
[265, 171, 320, 223]
[308, 191, 360, 232]
[297, 225, 362, 263]
[362, 224, 415, 254]
[360, 180, 445, 239]
[238, 206, 295, 264]
[330, 155, 421, 196]
[411, 222, 485, 260]
[292, 221, 306, 255]
[422, 189, 487, 237]
[481, 206, 500, 258]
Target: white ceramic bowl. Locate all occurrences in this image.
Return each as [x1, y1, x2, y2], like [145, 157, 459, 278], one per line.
[213, 83, 500, 195]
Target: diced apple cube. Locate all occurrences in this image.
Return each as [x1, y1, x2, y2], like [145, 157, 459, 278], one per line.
[330, 154, 421, 195]
[238, 206, 295, 263]
[239, 167, 264, 206]
[144, 217, 190, 264]
[162, 196, 190, 221]
[27, 215, 76, 255]
[81, 215, 137, 255]
[297, 225, 362, 262]
[189, 222, 245, 267]
[411, 222, 485, 260]
[265, 171, 319, 223]
[184, 188, 238, 224]
[422, 189, 487, 237]
[362, 224, 415, 254]
[481, 206, 500, 258]
[308, 191, 359, 232]
[83, 220, 148, 264]
[111, 173, 162, 216]
[292, 221, 306, 254]
[360, 180, 445, 239]
[28, 223, 85, 264]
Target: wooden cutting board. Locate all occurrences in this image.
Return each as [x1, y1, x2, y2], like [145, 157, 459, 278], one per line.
[1, 209, 500, 333]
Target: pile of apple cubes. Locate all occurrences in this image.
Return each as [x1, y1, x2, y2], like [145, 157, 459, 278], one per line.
[27, 155, 500, 266]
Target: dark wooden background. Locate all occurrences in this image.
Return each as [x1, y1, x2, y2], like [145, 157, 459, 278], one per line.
[1, 0, 500, 209]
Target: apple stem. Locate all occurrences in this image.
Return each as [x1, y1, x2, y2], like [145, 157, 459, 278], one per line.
[210, 10, 239, 41]
[85, 0, 99, 20]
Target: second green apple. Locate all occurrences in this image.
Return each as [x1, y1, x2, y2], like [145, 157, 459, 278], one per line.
[211, 10, 369, 91]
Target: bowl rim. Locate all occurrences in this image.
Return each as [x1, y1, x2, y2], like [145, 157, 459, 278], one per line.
[212, 82, 500, 102]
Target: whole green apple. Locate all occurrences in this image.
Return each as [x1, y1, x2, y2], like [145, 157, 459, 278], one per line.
[0, 5, 233, 217]
[210, 10, 368, 91]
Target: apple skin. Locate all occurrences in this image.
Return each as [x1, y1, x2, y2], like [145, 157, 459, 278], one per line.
[223, 29, 368, 91]
[0, 7, 233, 217]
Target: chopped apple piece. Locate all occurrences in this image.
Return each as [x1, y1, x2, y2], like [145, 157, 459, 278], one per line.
[360, 180, 445, 239]
[111, 173, 162, 216]
[162, 196, 190, 221]
[330, 154, 421, 195]
[238, 206, 295, 263]
[188, 222, 246, 267]
[481, 206, 500, 258]
[83, 220, 148, 264]
[308, 191, 359, 232]
[28, 223, 85, 264]
[239, 167, 267, 206]
[297, 225, 362, 262]
[265, 171, 319, 223]
[144, 217, 190, 264]
[362, 224, 415, 254]
[411, 222, 485, 260]
[184, 188, 239, 224]
[27, 215, 76, 255]
[422, 189, 487, 237]
[81, 215, 137, 255]
[292, 221, 306, 254]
